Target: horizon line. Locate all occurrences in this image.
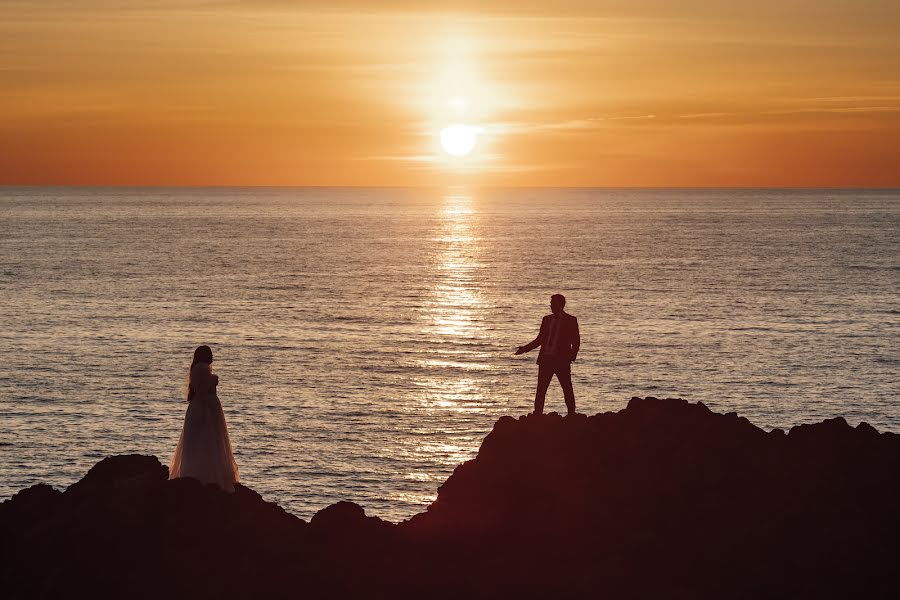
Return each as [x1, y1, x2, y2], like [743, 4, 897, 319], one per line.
[2, 184, 899, 192]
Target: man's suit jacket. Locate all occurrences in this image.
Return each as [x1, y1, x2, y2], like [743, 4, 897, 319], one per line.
[521, 312, 580, 364]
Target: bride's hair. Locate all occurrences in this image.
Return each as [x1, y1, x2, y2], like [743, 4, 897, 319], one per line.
[186, 345, 214, 400]
[192, 345, 213, 367]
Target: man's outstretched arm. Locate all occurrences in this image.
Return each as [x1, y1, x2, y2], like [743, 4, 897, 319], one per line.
[515, 321, 545, 355]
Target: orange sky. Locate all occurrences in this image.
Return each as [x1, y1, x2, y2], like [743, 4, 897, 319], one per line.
[2, 1, 899, 186]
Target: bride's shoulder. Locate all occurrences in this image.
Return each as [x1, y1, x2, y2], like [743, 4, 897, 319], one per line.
[189, 362, 219, 394]
[191, 361, 211, 371]
[190, 362, 212, 378]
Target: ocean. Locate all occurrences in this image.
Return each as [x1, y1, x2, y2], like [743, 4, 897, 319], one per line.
[1, 187, 898, 521]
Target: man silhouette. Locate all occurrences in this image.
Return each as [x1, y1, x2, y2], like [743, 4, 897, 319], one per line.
[515, 294, 580, 416]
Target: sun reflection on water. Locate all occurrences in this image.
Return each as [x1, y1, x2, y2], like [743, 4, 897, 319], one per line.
[413, 194, 491, 411]
[395, 193, 493, 489]
[426, 197, 482, 338]
[412, 377, 491, 412]
[426, 194, 482, 336]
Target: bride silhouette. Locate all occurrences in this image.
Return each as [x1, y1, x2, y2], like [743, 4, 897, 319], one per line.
[169, 345, 239, 492]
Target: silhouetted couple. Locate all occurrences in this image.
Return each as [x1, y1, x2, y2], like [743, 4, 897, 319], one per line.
[169, 296, 579, 493]
[516, 294, 580, 416]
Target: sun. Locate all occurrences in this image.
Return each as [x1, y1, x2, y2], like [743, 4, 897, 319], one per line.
[440, 123, 480, 157]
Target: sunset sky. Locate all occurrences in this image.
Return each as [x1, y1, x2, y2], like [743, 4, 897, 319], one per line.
[2, 1, 899, 187]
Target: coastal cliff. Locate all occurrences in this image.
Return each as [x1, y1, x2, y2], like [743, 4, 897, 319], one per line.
[2, 397, 898, 599]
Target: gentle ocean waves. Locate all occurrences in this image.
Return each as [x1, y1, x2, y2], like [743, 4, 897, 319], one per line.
[1, 188, 898, 521]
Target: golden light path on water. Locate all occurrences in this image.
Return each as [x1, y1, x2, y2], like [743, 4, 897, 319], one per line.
[428, 194, 483, 341]
[389, 194, 491, 507]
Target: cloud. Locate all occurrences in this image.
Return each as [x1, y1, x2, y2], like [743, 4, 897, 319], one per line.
[496, 114, 657, 134]
[357, 154, 437, 162]
[677, 112, 736, 120]
[766, 106, 900, 115]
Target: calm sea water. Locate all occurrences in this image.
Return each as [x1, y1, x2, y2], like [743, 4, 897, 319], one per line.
[1, 187, 898, 521]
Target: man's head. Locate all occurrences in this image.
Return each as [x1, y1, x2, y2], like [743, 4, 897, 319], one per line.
[550, 294, 566, 315]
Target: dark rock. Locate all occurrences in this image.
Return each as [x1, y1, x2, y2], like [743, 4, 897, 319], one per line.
[5, 482, 61, 512]
[2, 397, 898, 599]
[0, 483, 63, 538]
[311, 500, 367, 530]
[311, 500, 393, 555]
[65, 453, 168, 499]
[78, 453, 167, 487]
[856, 421, 879, 437]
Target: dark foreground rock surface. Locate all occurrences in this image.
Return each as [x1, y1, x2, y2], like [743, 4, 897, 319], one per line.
[2, 397, 899, 599]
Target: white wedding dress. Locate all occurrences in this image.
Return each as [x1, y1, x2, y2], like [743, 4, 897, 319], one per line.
[169, 362, 239, 492]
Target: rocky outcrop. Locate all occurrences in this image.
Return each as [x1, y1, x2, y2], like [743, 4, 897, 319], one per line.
[404, 398, 900, 598]
[2, 398, 898, 599]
